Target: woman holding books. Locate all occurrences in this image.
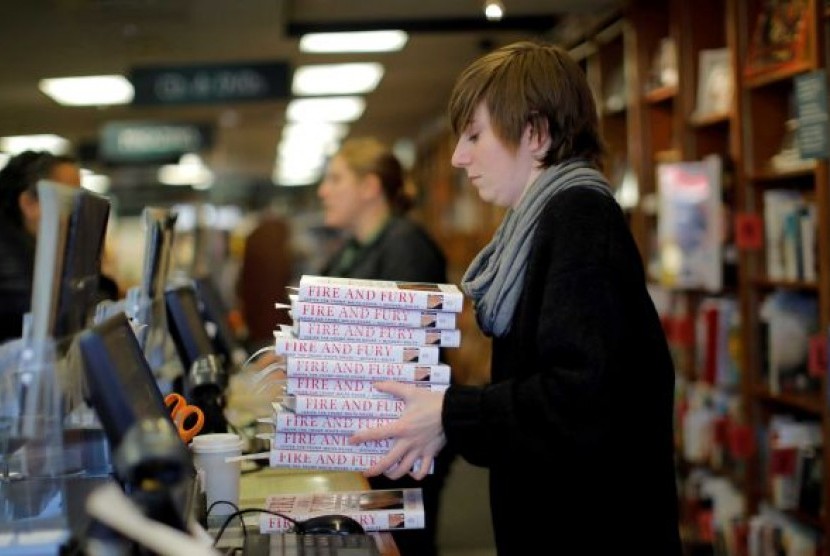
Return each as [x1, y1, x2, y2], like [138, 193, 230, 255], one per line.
[317, 137, 453, 556]
[351, 42, 682, 554]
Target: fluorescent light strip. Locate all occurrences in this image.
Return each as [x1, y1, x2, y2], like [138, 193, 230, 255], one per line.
[39, 75, 134, 106]
[299, 30, 408, 53]
[293, 63, 384, 96]
[0, 134, 70, 154]
[286, 96, 365, 123]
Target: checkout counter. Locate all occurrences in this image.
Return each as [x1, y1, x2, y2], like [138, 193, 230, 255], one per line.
[208, 370, 401, 556]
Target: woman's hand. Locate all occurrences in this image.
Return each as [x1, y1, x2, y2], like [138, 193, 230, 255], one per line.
[349, 381, 447, 480]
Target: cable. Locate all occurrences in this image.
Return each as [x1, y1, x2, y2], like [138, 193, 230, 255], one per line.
[212, 508, 299, 547]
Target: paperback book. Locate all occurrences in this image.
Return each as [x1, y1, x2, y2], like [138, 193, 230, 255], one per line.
[269, 449, 432, 474]
[282, 299, 458, 329]
[272, 431, 393, 454]
[285, 357, 451, 384]
[284, 377, 450, 399]
[289, 321, 461, 347]
[297, 275, 464, 312]
[281, 394, 405, 418]
[260, 488, 425, 533]
[272, 405, 396, 434]
[275, 334, 440, 364]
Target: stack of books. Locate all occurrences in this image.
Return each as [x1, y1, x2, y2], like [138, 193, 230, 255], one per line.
[267, 275, 463, 472]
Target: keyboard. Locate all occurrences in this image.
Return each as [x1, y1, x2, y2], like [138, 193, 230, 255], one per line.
[233, 532, 381, 556]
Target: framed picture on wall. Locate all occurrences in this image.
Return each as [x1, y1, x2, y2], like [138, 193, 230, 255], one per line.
[693, 48, 733, 118]
[744, 0, 812, 80]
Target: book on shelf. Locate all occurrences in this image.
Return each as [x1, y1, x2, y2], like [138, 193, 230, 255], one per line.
[285, 357, 451, 384]
[744, 0, 811, 80]
[272, 404, 396, 434]
[284, 376, 449, 399]
[268, 448, 432, 474]
[274, 334, 440, 364]
[282, 394, 405, 418]
[260, 488, 425, 533]
[296, 275, 464, 312]
[289, 321, 461, 347]
[272, 431, 393, 454]
[760, 291, 819, 395]
[693, 47, 733, 119]
[656, 154, 723, 291]
[280, 298, 458, 329]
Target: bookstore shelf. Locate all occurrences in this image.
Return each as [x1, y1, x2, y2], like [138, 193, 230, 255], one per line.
[644, 84, 679, 103]
[751, 278, 820, 292]
[744, 62, 816, 89]
[753, 385, 824, 417]
[689, 111, 731, 127]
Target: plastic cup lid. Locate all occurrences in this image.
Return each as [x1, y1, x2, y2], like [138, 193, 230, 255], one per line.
[190, 433, 244, 454]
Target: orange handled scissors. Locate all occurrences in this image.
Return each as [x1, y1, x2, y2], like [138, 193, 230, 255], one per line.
[164, 393, 205, 443]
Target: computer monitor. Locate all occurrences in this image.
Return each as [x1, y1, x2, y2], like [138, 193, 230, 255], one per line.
[30, 180, 110, 348]
[193, 275, 245, 368]
[76, 312, 168, 452]
[164, 284, 214, 373]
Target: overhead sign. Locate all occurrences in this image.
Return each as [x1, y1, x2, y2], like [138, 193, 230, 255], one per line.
[129, 61, 291, 106]
[100, 121, 213, 163]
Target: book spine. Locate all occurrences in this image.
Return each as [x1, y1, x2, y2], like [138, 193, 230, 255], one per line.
[298, 281, 463, 312]
[293, 321, 461, 347]
[274, 411, 396, 434]
[291, 301, 457, 329]
[268, 448, 433, 474]
[272, 431, 392, 454]
[283, 394, 405, 418]
[285, 377, 449, 399]
[275, 336, 440, 364]
[285, 357, 452, 384]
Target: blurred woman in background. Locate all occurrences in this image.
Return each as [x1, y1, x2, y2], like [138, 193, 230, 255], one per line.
[317, 137, 452, 556]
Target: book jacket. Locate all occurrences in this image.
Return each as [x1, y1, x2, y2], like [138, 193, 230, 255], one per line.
[285, 357, 451, 383]
[291, 320, 461, 347]
[273, 404, 396, 434]
[260, 488, 425, 533]
[275, 335, 440, 364]
[284, 299, 458, 329]
[298, 275, 463, 312]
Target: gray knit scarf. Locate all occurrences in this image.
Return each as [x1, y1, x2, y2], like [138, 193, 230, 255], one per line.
[461, 158, 613, 337]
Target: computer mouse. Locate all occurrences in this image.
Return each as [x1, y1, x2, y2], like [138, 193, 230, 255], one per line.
[297, 514, 366, 536]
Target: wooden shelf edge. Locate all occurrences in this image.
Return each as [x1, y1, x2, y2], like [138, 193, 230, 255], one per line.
[644, 85, 678, 104]
[746, 166, 817, 182]
[750, 277, 819, 291]
[688, 111, 731, 128]
[743, 61, 815, 89]
[753, 385, 824, 415]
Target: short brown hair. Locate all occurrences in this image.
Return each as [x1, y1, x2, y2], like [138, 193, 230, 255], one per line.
[449, 41, 604, 169]
[336, 137, 412, 213]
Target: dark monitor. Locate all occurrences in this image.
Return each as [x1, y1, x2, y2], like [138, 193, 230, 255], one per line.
[193, 275, 244, 367]
[164, 284, 215, 372]
[76, 312, 168, 451]
[30, 181, 110, 347]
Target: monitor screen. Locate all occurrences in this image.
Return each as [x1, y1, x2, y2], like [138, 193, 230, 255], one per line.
[164, 284, 215, 372]
[77, 312, 168, 450]
[193, 275, 244, 367]
[30, 181, 110, 346]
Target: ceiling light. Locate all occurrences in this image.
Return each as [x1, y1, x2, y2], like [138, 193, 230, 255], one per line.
[286, 96, 365, 123]
[299, 30, 408, 53]
[80, 170, 111, 195]
[281, 122, 348, 145]
[39, 75, 134, 106]
[158, 153, 214, 188]
[0, 134, 70, 154]
[293, 63, 384, 96]
[484, 0, 505, 21]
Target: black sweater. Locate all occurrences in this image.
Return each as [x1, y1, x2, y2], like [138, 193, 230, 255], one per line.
[443, 187, 681, 555]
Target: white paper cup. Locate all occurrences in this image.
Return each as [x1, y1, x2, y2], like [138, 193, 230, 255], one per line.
[191, 433, 244, 516]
